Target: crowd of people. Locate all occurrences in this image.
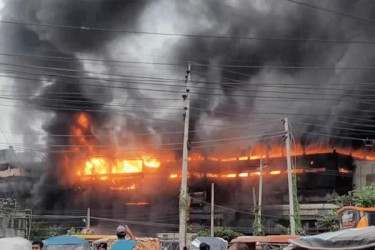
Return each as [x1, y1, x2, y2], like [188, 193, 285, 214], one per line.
[30, 225, 251, 250]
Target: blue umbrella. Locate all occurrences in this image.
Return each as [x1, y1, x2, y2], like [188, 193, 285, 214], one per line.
[44, 235, 89, 246]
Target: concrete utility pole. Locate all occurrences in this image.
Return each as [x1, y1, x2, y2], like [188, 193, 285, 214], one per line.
[258, 158, 263, 219]
[283, 118, 295, 235]
[87, 207, 91, 229]
[179, 63, 191, 250]
[211, 183, 215, 237]
[252, 187, 257, 209]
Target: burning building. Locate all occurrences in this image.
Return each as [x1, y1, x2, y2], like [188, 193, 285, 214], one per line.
[2, 0, 375, 237]
[57, 112, 368, 234]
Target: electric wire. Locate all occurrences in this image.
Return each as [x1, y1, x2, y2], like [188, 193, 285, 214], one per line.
[1, 18, 375, 44]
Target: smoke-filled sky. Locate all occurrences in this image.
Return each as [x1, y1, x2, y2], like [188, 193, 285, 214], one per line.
[1, 0, 375, 175]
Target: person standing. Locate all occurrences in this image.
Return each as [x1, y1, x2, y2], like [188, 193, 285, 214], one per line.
[110, 225, 137, 250]
[32, 241, 44, 250]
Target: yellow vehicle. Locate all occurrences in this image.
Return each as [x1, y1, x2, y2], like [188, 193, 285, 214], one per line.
[338, 206, 375, 229]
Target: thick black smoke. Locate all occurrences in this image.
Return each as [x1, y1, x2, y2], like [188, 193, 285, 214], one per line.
[1, 0, 375, 210]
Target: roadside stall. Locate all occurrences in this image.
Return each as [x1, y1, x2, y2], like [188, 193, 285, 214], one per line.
[286, 226, 375, 250]
[0, 237, 31, 250]
[43, 235, 90, 250]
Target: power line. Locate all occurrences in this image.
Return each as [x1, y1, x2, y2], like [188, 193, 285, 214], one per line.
[4, 70, 375, 102]
[0, 51, 188, 67]
[302, 132, 367, 141]
[0, 18, 375, 44]
[192, 134, 284, 149]
[2, 67, 374, 104]
[2, 50, 375, 71]
[3, 61, 375, 99]
[194, 62, 375, 71]
[294, 121, 375, 134]
[0, 125, 25, 170]
[191, 131, 286, 144]
[285, 0, 375, 25]
[1, 118, 281, 138]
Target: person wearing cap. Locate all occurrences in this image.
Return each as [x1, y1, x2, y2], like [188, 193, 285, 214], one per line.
[110, 225, 137, 250]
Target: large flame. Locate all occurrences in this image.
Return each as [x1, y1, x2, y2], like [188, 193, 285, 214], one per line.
[68, 112, 373, 188]
[67, 112, 176, 189]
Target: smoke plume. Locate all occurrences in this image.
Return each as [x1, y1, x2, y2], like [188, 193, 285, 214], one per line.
[0, 0, 375, 212]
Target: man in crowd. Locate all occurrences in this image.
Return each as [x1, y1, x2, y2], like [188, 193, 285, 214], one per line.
[229, 243, 252, 250]
[199, 242, 210, 249]
[32, 240, 44, 250]
[110, 225, 137, 250]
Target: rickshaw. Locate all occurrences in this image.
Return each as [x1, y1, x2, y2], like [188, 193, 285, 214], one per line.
[338, 206, 375, 229]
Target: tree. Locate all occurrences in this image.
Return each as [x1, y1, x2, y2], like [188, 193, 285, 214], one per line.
[253, 208, 264, 236]
[352, 185, 375, 207]
[197, 227, 244, 242]
[30, 221, 61, 241]
[316, 212, 339, 232]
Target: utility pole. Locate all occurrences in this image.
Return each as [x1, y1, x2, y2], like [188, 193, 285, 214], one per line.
[252, 187, 257, 209]
[87, 207, 91, 229]
[28, 209, 32, 240]
[211, 183, 215, 237]
[283, 118, 295, 235]
[179, 63, 191, 250]
[258, 158, 263, 220]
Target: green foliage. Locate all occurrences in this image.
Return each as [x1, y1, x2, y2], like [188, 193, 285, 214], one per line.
[332, 185, 375, 208]
[292, 173, 302, 235]
[197, 227, 244, 242]
[253, 208, 264, 236]
[30, 221, 61, 241]
[317, 212, 339, 232]
[352, 185, 375, 207]
[332, 193, 352, 207]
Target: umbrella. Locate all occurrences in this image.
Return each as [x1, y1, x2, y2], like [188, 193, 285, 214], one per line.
[44, 235, 89, 246]
[0, 237, 31, 250]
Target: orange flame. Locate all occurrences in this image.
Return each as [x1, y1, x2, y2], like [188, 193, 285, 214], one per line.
[170, 174, 178, 179]
[223, 173, 237, 178]
[77, 113, 90, 129]
[125, 202, 149, 206]
[69, 112, 367, 190]
[339, 168, 351, 174]
[110, 184, 136, 191]
[239, 173, 249, 177]
[270, 170, 281, 175]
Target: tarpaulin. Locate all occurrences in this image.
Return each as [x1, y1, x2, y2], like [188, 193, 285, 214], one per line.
[288, 226, 375, 250]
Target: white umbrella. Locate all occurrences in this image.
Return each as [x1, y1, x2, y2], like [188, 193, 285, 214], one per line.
[0, 237, 31, 250]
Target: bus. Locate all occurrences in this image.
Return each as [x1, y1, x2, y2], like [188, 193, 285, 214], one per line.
[338, 206, 375, 229]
